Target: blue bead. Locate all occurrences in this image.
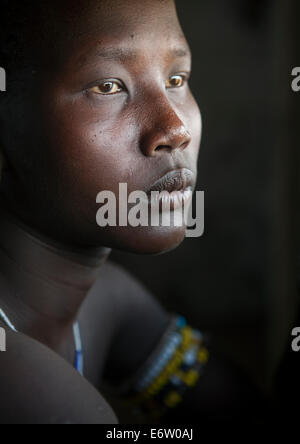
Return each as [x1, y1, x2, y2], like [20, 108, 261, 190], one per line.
[176, 316, 187, 329]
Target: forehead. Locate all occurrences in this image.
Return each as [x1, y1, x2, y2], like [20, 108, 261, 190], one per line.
[37, 0, 189, 69]
[54, 0, 181, 35]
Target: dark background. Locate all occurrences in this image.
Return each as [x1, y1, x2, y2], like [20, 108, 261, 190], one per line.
[111, 0, 300, 399]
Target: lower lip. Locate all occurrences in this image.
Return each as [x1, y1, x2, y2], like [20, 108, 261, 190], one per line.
[148, 187, 193, 211]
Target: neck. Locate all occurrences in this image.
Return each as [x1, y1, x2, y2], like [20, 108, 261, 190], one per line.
[0, 201, 111, 347]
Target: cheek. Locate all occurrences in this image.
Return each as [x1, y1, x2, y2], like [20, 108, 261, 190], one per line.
[43, 102, 140, 202]
[39, 89, 201, 219]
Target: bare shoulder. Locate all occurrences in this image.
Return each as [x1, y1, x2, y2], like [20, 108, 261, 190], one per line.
[98, 260, 146, 293]
[93, 261, 171, 385]
[87, 260, 156, 322]
[95, 259, 170, 328]
[104, 259, 167, 305]
[80, 260, 153, 333]
[0, 328, 118, 424]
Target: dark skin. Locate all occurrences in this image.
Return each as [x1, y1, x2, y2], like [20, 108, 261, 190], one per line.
[0, 0, 262, 425]
[0, 237, 170, 424]
[0, 0, 201, 424]
[0, 0, 201, 253]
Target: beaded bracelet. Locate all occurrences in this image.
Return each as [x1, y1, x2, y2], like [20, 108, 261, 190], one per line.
[120, 314, 209, 420]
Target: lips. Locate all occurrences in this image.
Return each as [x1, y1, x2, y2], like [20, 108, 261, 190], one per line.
[144, 168, 195, 213]
[146, 168, 196, 195]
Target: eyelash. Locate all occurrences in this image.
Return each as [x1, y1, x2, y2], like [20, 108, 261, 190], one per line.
[88, 73, 189, 96]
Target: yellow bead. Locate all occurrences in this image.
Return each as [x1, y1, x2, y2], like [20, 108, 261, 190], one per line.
[197, 348, 209, 364]
[164, 391, 182, 408]
[183, 369, 199, 386]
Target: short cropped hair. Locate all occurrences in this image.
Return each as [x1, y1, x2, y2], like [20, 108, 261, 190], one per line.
[0, 2, 44, 174]
[0, 2, 38, 78]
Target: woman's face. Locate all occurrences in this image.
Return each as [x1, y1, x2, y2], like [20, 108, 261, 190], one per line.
[1, 0, 202, 254]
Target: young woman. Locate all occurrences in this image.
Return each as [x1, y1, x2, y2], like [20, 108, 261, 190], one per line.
[0, 0, 260, 424]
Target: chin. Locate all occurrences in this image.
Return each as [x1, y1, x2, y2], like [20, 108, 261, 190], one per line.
[99, 225, 187, 255]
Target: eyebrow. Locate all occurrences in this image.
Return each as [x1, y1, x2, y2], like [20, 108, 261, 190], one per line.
[89, 46, 191, 63]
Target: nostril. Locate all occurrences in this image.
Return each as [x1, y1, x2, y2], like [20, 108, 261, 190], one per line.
[180, 140, 190, 151]
[154, 145, 172, 152]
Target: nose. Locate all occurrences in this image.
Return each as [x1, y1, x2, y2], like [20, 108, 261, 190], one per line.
[139, 99, 191, 157]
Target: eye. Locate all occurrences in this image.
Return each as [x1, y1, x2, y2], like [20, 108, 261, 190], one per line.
[88, 80, 124, 95]
[165, 74, 188, 89]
